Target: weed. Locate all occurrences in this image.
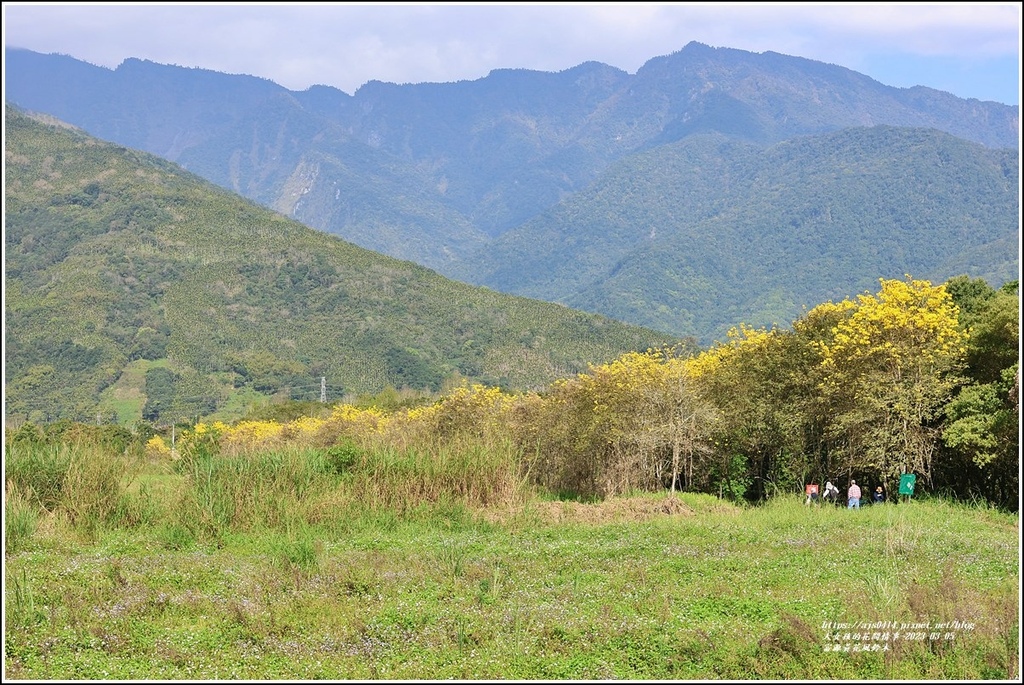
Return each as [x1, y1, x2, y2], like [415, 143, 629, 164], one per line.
[756, 612, 817, 671]
[865, 571, 902, 612]
[157, 522, 195, 551]
[277, 535, 320, 573]
[338, 565, 376, 597]
[5, 481, 39, 553]
[272, 523, 322, 592]
[6, 568, 43, 629]
[435, 539, 468, 579]
[113, 481, 163, 527]
[475, 562, 504, 606]
[104, 559, 128, 590]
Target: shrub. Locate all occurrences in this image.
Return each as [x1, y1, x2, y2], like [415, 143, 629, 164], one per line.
[324, 440, 362, 475]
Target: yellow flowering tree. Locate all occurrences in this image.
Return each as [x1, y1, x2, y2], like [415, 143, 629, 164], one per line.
[646, 355, 719, 493]
[814, 276, 967, 485]
[516, 347, 718, 499]
[790, 298, 860, 484]
[576, 350, 671, 496]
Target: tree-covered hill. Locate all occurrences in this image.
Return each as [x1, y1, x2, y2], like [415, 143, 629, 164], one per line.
[452, 127, 1019, 342]
[4, 107, 681, 426]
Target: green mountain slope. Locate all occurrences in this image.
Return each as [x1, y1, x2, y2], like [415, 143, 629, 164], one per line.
[453, 127, 1019, 342]
[4, 108, 680, 425]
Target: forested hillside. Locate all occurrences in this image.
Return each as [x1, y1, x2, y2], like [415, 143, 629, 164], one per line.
[5, 43, 1018, 342]
[4, 107, 680, 425]
[454, 127, 1019, 340]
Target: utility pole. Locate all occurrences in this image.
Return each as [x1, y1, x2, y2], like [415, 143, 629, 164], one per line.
[321, 376, 326, 403]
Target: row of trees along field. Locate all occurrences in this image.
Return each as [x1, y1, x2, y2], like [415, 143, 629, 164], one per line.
[7, 275, 1018, 512]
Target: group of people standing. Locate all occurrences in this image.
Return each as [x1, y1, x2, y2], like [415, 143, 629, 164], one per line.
[808, 479, 886, 508]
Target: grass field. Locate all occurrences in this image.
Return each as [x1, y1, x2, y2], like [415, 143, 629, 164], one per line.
[4, 482, 1018, 680]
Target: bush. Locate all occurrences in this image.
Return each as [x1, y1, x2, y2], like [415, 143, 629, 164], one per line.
[324, 440, 362, 475]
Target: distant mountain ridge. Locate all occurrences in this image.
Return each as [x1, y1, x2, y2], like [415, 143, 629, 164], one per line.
[4, 42, 1019, 342]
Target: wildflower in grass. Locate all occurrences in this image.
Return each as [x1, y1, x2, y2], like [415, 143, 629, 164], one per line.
[145, 435, 171, 459]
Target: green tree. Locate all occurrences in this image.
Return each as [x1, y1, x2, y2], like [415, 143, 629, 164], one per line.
[688, 324, 816, 500]
[142, 367, 176, 423]
[940, 278, 1019, 508]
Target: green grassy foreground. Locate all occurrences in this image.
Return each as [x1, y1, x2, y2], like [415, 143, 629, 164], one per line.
[4, 492, 1018, 680]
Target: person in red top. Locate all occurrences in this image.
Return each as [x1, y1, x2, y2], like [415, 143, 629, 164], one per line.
[847, 479, 862, 509]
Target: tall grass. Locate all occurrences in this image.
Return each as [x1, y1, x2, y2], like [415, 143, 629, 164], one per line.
[169, 437, 529, 540]
[4, 442, 77, 511]
[173, 448, 329, 538]
[4, 481, 39, 553]
[61, 444, 137, 531]
[347, 437, 529, 514]
[4, 441, 139, 534]
[5, 568, 41, 630]
[3, 432, 528, 548]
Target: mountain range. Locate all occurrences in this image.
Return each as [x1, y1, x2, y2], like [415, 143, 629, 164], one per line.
[4, 107, 681, 425]
[3, 41, 1020, 345]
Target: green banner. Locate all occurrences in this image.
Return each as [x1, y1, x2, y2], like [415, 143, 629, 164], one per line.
[898, 473, 917, 496]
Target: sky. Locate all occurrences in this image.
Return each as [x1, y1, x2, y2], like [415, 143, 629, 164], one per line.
[2, 2, 1021, 106]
